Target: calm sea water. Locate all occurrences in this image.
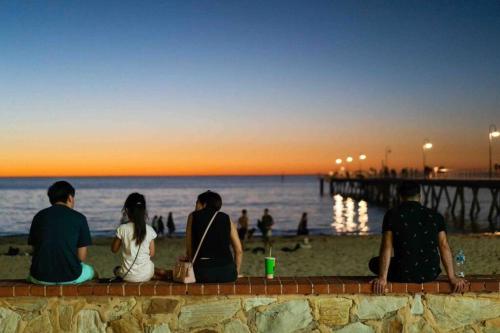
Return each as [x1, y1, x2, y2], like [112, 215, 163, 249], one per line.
[0, 176, 387, 236]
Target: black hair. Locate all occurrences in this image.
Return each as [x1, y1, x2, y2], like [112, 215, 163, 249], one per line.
[123, 193, 147, 246]
[242, 209, 247, 214]
[398, 181, 421, 199]
[48, 181, 75, 205]
[197, 190, 222, 210]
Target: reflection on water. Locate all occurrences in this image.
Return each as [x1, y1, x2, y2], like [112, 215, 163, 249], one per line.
[332, 194, 370, 235]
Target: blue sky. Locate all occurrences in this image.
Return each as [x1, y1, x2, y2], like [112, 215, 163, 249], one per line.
[1, 1, 500, 175]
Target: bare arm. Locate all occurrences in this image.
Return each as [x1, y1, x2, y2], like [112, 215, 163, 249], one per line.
[110, 237, 121, 253]
[438, 231, 468, 293]
[229, 219, 243, 275]
[149, 240, 155, 258]
[77, 247, 88, 261]
[186, 213, 193, 260]
[373, 231, 393, 294]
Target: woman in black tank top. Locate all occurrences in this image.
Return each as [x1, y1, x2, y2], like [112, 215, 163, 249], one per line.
[186, 191, 243, 283]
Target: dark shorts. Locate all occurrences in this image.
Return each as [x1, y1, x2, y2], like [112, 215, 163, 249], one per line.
[369, 257, 440, 283]
[194, 260, 237, 283]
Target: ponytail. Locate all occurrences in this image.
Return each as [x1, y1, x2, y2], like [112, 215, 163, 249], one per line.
[123, 193, 147, 245]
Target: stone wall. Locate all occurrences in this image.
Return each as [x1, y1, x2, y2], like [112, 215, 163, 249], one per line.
[1, 293, 499, 333]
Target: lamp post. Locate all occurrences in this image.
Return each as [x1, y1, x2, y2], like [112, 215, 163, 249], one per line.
[489, 124, 500, 178]
[359, 154, 367, 172]
[384, 146, 391, 169]
[335, 158, 342, 175]
[422, 139, 433, 172]
[346, 156, 353, 174]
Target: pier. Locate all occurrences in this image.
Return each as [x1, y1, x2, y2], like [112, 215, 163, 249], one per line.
[320, 177, 500, 232]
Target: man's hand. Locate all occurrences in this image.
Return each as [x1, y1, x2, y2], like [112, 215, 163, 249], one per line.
[371, 277, 388, 294]
[450, 277, 468, 293]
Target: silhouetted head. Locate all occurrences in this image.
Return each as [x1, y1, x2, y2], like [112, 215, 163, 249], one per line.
[264, 208, 269, 215]
[242, 209, 247, 215]
[48, 181, 75, 208]
[398, 181, 421, 201]
[302, 212, 307, 219]
[196, 191, 222, 211]
[123, 193, 148, 245]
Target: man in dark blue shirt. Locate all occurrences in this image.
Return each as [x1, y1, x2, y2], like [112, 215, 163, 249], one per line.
[371, 181, 468, 293]
[28, 181, 95, 284]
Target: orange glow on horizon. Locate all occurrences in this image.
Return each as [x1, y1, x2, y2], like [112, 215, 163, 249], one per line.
[1, 119, 497, 177]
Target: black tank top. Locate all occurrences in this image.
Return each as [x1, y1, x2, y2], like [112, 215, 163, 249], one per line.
[191, 208, 233, 265]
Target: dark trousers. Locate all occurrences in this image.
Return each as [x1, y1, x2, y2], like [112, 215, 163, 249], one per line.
[194, 261, 237, 283]
[368, 257, 402, 282]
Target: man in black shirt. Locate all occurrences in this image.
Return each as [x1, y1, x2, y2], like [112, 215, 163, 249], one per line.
[371, 181, 468, 293]
[27, 181, 95, 284]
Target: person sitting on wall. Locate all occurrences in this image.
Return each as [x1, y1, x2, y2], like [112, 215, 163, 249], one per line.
[370, 181, 468, 294]
[185, 191, 243, 283]
[27, 181, 96, 285]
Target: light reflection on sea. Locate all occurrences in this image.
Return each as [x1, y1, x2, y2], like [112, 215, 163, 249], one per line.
[332, 195, 371, 235]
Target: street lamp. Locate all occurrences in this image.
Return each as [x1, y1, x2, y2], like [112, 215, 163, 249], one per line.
[422, 138, 433, 171]
[345, 156, 353, 174]
[335, 158, 342, 165]
[359, 154, 367, 172]
[384, 146, 392, 169]
[489, 124, 500, 178]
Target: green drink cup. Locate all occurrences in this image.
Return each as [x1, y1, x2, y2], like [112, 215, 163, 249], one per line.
[265, 257, 275, 279]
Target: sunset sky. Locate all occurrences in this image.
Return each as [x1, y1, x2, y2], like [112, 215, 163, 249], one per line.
[1, 1, 500, 177]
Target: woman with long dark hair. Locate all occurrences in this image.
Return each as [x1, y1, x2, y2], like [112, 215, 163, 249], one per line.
[186, 191, 243, 283]
[111, 193, 161, 282]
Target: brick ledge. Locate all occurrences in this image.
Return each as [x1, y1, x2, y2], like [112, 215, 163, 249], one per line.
[0, 276, 498, 297]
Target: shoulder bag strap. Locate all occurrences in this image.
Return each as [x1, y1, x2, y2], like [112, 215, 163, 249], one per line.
[120, 242, 142, 279]
[191, 211, 219, 264]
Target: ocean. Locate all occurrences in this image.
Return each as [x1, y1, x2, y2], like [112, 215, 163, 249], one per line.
[1, 176, 495, 236]
[0, 176, 387, 236]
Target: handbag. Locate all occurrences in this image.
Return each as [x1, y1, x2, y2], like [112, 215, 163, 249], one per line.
[173, 211, 219, 283]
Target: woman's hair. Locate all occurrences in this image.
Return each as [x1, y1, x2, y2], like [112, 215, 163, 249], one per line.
[123, 193, 147, 245]
[197, 190, 222, 210]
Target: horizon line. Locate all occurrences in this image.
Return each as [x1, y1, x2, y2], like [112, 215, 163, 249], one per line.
[0, 173, 321, 179]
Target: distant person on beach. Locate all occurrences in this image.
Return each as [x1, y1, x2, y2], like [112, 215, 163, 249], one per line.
[167, 212, 176, 237]
[157, 216, 165, 236]
[111, 193, 167, 282]
[297, 212, 309, 236]
[237, 209, 249, 241]
[27, 181, 95, 285]
[370, 181, 468, 294]
[185, 191, 243, 283]
[258, 208, 274, 247]
[151, 215, 159, 233]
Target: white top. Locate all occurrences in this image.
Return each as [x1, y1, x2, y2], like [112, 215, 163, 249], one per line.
[115, 223, 157, 282]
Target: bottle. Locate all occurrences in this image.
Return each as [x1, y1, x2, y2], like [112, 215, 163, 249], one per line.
[455, 249, 465, 278]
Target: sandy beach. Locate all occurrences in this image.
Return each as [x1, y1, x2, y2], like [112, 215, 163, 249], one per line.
[0, 234, 498, 280]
